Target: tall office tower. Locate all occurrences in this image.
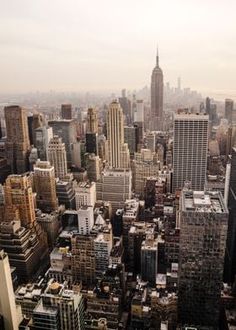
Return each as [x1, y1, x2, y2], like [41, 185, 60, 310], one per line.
[225, 98, 234, 125]
[124, 126, 137, 155]
[86, 153, 102, 182]
[75, 181, 96, 210]
[35, 126, 53, 160]
[146, 132, 156, 152]
[71, 234, 96, 284]
[33, 160, 58, 213]
[141, 235, 158, 286]
[48, 119, 77, 167]
[224, 147, 236, 283]
[4, 105, 30, 174]
[172, 113, 209, 192]
[0, 250, 22, 330]
[61, 104, 72, 119]
[86, 132, 98, 155]
[120, 143, 130, 168]
[32, 280, 84, 330]
[98, 134, 109, 162]
[122, 199, 140, 259]
[77, 206, 94, 235]
[3, 174, 35, 227]
[47, 135, 68, 179]
[134, 100, 144, 123]
[87, 107, 98, 133]
[96, 168, 132, 212]
[150, 47, 164, 131]
[178, 190, 228, 328]
[27, 113, 44, 145]
[131, 149, 161, 196]
[107, 100, 130, 168]
[119, 89, 132, 125]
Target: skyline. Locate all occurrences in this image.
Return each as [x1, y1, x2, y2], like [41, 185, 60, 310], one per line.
[1, 0, 236, 98]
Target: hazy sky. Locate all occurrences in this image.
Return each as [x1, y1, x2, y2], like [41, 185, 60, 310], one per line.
[1, 0, 236, 95]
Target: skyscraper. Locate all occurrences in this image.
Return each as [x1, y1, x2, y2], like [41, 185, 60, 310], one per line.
[4, 105, 30, 174]
[0, 250, 22, 330]
[47, 135, 68, 179]
[33, 160, 58, 213]
[107, 100, 130, 168]
[87, 107, 98, 133]
[3, 174, 35, 227]
[61, 104, 72, 120]
[225, 98, 234, 125]
[150, 47, 164, 131]
[35, 126, 53, 161]
[172, 113, 209, 192]
[107, 100, 124, 168]
[48, 119, 77, 168]
[178, 190, 228, 327]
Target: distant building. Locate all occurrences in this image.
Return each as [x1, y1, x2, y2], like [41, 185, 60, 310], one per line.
[4, 106, 30, 174]
[35, 126, 53, 161]
[87, 108, 98, 133]
[150, 48, 164, 130]
[61, 104, 72, 120]
[225, 99, 234, 125]
[48, 119, 77, 167]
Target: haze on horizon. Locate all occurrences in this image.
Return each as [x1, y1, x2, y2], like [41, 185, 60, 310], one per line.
[1, 0, 236, 97]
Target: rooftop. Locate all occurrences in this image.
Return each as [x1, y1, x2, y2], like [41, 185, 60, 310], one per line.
[182, 190, 227, 213]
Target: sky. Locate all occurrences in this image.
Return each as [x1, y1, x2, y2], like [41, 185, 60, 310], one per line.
[1, 0, 236, 96]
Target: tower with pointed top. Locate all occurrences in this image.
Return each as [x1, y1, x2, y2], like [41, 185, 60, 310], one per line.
[150, 47, 164, 130]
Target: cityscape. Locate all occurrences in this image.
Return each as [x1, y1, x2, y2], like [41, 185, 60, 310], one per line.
[1, 1, 236, 330]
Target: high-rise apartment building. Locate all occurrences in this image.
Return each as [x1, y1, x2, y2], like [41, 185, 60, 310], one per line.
[87, 107, 98, 133]
[172, 113, 209, 192]
[4, 105, 30, 174]
[3, 174, 35, 227]
[61, 104, 72, 120]
[33, 160, 58, 213]
[107, 100, 130, 168]
[150, 48, 164, 130]
[0, 250, 22, 330]
[178, 190, 228, 327]
[47, 135, 68, 179]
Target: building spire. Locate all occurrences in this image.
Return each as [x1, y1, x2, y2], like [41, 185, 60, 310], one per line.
[156, 44, 159, 67]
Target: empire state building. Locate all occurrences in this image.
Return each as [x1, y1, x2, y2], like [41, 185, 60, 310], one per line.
[150, 48, 163, 130]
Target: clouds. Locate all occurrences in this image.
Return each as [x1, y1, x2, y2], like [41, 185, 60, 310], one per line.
[0, 0, 236, 93]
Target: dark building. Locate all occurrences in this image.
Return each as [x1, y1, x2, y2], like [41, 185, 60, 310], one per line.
[225, 99, 234, 125]
[86, 132, 98, 155]
[61, 104, 72, 120]
[56, 179, 75, 209]
[178, 190, 228, 328]
[224, 147, 236, 283]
